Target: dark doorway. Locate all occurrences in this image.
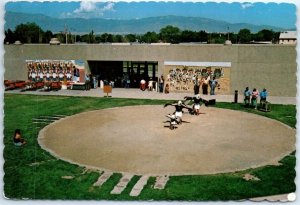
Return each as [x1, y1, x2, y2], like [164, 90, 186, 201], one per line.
[88, 61, 158, 88]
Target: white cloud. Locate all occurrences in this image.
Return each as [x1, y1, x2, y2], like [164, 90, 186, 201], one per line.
[241, 3, 254, 9]
[61, 2, 115, 18]
[74, 2, 98, 14]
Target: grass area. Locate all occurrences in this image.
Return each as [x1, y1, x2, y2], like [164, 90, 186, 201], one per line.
[3, 93, 296, 200]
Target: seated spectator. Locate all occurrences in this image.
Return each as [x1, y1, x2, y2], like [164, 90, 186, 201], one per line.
[140, 79, 146, 91]
[13, 129, 26, 146]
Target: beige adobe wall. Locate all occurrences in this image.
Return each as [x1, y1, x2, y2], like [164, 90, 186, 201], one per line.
[4, 44, 296, 96]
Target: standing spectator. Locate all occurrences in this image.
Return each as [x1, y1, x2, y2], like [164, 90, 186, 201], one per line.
[126, 78, 130, 88]
[251, 88, 259, 109]
[93, 76, 97, 88]
[244, 87, 251, 107]
[260, 88, 268, 102]
[201, 76, 209, 95]
[148, 78, 153, 91]
[85, 73, 90, 90]
[159, 75, 164, 93]
[194, 77, 200, 95]
[209, 77, 218, 95]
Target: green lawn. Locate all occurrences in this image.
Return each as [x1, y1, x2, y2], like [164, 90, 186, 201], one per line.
[3, 93, 296, 200]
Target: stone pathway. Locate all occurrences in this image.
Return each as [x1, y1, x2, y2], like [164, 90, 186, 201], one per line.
[32, 115, 68, 129]
[129, 175, 149, 197]
[154, 175, 169, 189]
[111, 174, 134, 194]
[93, 171, 113, 187]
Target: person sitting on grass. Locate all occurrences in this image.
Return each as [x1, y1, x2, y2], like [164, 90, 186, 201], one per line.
[13, 129, 26, 146]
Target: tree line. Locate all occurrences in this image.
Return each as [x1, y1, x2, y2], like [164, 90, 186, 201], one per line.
[4, 22, 281, 45]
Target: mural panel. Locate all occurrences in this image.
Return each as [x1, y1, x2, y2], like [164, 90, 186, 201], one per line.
[164, 63, 231, 95]
[25, 60, 85, 82]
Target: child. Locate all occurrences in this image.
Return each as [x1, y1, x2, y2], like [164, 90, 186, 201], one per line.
[13, 129, 26, 146]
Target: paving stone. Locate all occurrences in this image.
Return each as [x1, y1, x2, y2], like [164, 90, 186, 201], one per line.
[110, 174, 134, 194]
[129, 175, 149, 197]
[154, 175, 169, 190]
[93, 171, 113, 187]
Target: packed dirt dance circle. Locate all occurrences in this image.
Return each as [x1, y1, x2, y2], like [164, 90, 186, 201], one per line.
[38, 105, 295, 176]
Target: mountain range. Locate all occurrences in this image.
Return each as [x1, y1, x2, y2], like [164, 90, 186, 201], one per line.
[5, 11, 289, 34]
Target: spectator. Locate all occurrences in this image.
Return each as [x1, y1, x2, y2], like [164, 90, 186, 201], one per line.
[260, 88, 268, 102]
[251, 88, 259, 109]
[13, 129, 26, 146]
[165, 83, 170, 94]
[244, 87, 251, 107]
[148, 78, 153, 91]
[209, 77, 218, 95]
[85, 73, 90, 90]
[194, 77, 200, 95]
[140, 79, 146, 91]
[201, 76, 209, 95]
[159, 75, 164, 93]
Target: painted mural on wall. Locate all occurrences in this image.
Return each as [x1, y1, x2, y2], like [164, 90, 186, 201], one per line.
[164, 65, 231, 94]
[25, 60, 85, 82]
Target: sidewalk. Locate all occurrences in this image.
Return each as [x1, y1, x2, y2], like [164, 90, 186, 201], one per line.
[4, 87, 296, 105]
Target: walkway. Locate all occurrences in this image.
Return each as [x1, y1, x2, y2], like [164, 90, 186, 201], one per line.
[5, 87, 296, 105]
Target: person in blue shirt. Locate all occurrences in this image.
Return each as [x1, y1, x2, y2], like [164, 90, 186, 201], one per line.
[209, 77, 218, 95]
[260, 88, 268, 102]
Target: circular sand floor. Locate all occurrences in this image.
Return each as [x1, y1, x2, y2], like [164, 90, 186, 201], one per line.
[38, 105, 295, 176]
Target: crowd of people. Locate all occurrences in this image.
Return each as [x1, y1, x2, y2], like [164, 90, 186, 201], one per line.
[244, 87, 269, 109]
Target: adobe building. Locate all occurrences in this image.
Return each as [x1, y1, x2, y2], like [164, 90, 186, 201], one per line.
[4, 43, 296, 97]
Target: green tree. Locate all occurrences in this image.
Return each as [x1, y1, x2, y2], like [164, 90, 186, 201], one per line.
[159, 25, 181, 44]
[14, 22, 44, 43]
[88, 30, 96, 43]
[257, 29, 274, 41]
[181, 30, 198, 42]
[4, 29, 15, 44]
[238, 28, 251, 43]
[113, 34, 124, 42]
[43, 30, 53, 43]
[198, 30, 208, 42]
[141, 32, 159, 43]
[100, 33, 113, 43]
[124, 34, 137, 42]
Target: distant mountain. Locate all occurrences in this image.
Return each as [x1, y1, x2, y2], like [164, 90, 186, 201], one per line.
[5, 11, 287, 34]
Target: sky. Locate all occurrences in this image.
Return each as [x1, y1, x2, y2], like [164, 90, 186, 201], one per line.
[4, 1, 297, 29]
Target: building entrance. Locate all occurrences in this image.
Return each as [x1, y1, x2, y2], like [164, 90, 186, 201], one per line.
[88, 61, 158, 88]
